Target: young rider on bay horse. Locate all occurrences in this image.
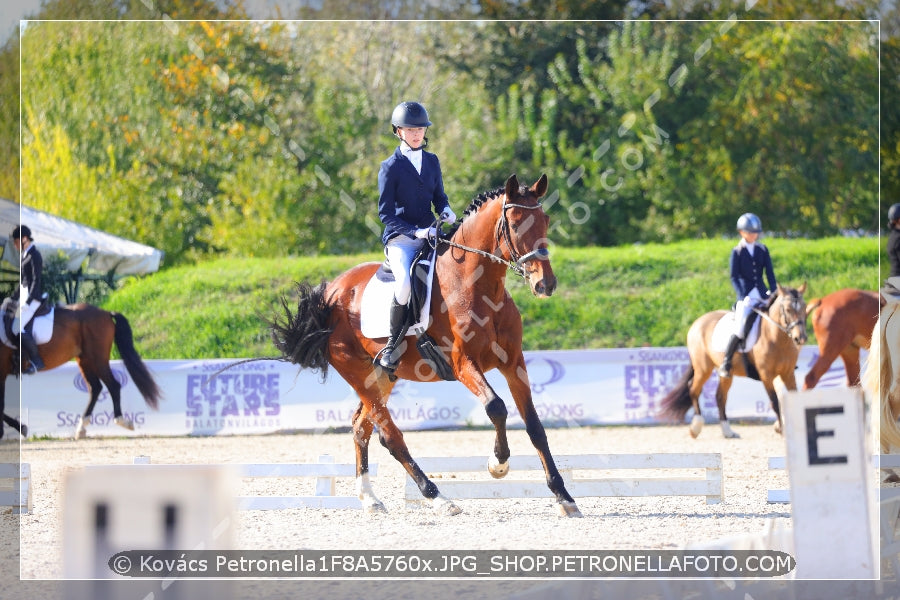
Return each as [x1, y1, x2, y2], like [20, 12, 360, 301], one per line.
[718, 213, 778, 379]
[10, 225, 45, 374]
[375, 101, 456, 374]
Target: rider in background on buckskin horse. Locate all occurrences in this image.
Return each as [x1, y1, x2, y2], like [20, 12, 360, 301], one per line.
[375, 100, 456, 374]
[717, 213, 777, 379]
[11, 225, 45, 374]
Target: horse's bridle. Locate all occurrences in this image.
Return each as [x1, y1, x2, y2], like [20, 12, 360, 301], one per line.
[436, 197, 550, 279]
[753, 293, 805, 342]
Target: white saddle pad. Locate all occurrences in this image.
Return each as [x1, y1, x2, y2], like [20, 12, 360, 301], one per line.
[0, 306, 55, 349]
[710, 310, 761, 354]
[359, 258, 436, 339]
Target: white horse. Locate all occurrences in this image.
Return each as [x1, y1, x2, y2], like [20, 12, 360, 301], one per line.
[861, 298, 900, 454]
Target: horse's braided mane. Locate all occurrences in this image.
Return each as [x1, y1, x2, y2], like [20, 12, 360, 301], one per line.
[445, 186, 504, 238]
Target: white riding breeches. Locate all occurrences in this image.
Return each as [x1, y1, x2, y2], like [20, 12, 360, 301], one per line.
[385, 235, 425, 305]
[13, 298, 41, 335]
[734, 288, 764, 339]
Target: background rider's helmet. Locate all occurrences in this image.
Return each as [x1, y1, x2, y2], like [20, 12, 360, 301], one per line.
[889, 203, 900, 227]
[736, 213, 762, 234]
[11, 225, 31, 240]
[391, 101, 432, 134]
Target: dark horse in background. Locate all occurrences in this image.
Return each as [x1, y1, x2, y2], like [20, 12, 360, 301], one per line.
[0, 303, 161, 439]
[269, 174, 582, 517]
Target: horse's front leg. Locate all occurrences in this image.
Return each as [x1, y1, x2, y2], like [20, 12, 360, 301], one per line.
[715, 378, 739, 439]
[350, 400, 386, 513]
[453, 358, 511, 479]
[767, 371, 796, 435]
[499, 356, 581, 518]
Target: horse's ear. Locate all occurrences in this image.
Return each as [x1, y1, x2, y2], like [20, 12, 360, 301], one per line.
[798, 281, 807, 294]
[505, 174, 519, 199]
[532, 173, 549, 198]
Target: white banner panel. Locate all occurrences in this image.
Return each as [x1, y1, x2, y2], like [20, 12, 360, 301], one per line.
[5, 345, 854, 438]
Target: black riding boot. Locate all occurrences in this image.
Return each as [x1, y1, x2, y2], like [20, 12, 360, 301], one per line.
[375, 298, 410, 374]
[717, 334, 741, 379]
[19, 329, 44, 375]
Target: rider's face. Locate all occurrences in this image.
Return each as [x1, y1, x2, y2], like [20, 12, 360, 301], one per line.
[397, 126, 426, 147]
[739, 230, 759, 243]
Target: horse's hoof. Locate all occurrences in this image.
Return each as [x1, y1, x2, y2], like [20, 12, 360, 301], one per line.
[773, 421, 783, 435]
[689, 414, 704, 439]
[19, 424, 27, 438]
[74, 428, 86, 440]
[114, 416, 135, 431]
[432, 494, 462, 516]
[557, 501, 583, 518]
[487, 456, 509, 479]
[362, 500, 388, 514]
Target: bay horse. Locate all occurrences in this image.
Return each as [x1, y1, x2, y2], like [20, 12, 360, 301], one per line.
[0, 303, 161, 439]
[658, 284, 808, 439]
[269, 174, 581, 517]
[861, 300, 900, 453]
[803, 288, 880, 390]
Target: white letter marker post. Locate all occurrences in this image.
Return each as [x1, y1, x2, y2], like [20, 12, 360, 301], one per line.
[783, 385, 876, 579]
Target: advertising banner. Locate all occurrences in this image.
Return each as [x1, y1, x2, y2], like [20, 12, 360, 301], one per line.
[6, 345, 853, 438]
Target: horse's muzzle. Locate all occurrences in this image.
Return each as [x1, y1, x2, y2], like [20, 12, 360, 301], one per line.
[531, 273, 557, 298]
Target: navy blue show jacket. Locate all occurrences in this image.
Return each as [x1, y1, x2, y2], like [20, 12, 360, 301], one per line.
[378, 147, 450, 246]
[729, 242, 776, 300]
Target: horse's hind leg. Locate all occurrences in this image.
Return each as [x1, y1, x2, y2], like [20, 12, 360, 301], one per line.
[97, 363, 132, 430]
[370, 401, 461, 515]
[350, 400, 386, 513]
[840, 345, 862, 387]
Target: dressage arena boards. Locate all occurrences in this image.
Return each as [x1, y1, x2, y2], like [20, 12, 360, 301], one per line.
[2, 423, 799, 581]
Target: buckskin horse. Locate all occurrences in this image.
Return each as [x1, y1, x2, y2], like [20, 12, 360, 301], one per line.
[0, 303, 161, 439]
[268, 174, 581, 517]
[803, 288, 880, 390]
[658, 284, 808, 439]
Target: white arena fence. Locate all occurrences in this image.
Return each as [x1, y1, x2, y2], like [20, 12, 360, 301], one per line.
[0, 462, 31, 513]
[134, 454, 373, 510]
[9, 345, 851, 438]
[403, 453, 724, 506]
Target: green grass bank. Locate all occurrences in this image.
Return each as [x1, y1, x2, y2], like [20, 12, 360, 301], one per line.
[102, 236, 881, 359]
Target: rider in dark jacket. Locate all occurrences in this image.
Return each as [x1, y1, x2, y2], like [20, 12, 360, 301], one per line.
[375, 101, 456, 373]
[717, 213, 777, 379]
[11, 225, 45, 374]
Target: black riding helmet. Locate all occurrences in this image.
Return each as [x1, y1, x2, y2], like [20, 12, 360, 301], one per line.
[391, 101, 432, 134]
[11, 225, 31, 240]
[889, 203, 900, 227]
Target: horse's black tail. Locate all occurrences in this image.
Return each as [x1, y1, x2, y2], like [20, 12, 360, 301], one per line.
[657, 365, 694, 422]
[112, 313, 161, 410]
[268, 281, 334, 380]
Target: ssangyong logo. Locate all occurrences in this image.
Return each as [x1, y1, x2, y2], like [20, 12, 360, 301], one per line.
[524, 356, 565, 393]
[73, 368, 129, 392]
